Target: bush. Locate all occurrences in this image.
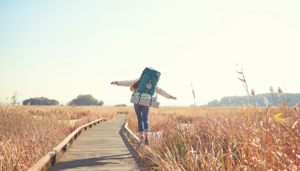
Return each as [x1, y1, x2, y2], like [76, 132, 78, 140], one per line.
[23, 97, 59, 105]
[68, 94, 104, 106]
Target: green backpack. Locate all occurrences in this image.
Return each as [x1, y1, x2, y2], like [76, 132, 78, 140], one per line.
[137, 67, 161, 96]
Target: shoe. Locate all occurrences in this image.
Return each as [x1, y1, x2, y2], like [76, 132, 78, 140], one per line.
[139, 134, 145, 143]
[145, 133, 150, 145]
[145, 137, 149, 145]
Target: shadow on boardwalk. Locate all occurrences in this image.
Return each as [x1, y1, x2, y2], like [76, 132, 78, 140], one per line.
[51, 114, 145, 171]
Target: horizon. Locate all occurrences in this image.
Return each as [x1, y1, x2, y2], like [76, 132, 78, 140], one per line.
[1, 91, 298, 107]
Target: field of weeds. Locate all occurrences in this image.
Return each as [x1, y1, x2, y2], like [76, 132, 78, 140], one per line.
[127, 106, 300, 170]
[1, 103, 300, 170]
[0, 105, 121, 171]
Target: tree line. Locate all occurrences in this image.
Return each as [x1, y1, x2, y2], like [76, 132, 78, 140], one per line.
[205, 93, 300, 107]
[23, 97, 59, 105]
[22, 94, 104, 106]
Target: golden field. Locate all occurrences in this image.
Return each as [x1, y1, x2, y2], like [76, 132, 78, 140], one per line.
[1, 105, 300, 170]
[0, 105, 119, 171]
[127, 106, 300, 170]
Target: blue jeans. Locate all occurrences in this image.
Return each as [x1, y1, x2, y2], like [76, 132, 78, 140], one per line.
[134, 103, 150, 133]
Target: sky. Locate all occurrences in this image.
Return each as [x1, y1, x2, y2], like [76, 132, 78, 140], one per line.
[1, 0, 300, 106]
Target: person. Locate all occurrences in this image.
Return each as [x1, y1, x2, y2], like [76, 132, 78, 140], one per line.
[111, 78, 176, 145]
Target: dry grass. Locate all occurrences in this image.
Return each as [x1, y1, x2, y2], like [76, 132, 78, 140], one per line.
[1, 103, 299, 170]
[0, 106, 119, 171]
[127, 106, 300, 170]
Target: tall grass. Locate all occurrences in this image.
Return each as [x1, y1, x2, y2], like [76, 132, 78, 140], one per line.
[127, 106, 300, 170]
[2, 94, 299, 170]
[0, 106, 118, 171]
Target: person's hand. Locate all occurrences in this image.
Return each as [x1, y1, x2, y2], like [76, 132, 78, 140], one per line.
[111, 81, 117, 85]
[170, 96, 177, 100]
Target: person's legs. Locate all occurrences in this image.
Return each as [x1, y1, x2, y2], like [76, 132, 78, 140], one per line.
[141, 106, 150, 144]
[141, 106, 150, 131]
[134, 103, 144, 135]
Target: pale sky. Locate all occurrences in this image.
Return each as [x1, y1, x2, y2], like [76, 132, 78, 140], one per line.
[1, 0, 300, 106]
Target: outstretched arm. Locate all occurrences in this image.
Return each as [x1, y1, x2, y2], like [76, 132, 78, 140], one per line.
[170, 95, 177, 100]
[111, 78, 139, 87]
[156, 87, 177, 100]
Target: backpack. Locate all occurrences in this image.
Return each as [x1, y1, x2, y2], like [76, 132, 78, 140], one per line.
[130, 67, 161, 108]
[137, 67, 160, 96]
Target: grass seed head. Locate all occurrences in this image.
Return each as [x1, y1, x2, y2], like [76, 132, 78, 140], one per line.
[251, 88, 255, 96]
[264, 97, 269, 107]
[278, 87, 283, 94]
[241, 101, 246, 107]
[270, 86, 274, 93]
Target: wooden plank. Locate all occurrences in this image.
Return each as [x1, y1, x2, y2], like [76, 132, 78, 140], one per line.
[124, 122, 140, 142]
[123, 120, 156, 160]
[51, 114, 142, 171]
[29, 118, 107, 171]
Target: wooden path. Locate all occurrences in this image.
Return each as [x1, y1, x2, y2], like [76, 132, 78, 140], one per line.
[51, 114, 143, 171]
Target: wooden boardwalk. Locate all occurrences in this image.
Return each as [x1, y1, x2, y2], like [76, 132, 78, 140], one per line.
[51, 114, 143, 171]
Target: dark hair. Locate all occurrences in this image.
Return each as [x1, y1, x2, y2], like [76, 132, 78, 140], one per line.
[139, 71, 145, 79]
[133, 71, 144, 90]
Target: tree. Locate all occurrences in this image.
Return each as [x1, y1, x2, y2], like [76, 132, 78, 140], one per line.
[206, 100, 219, 107]
[23, 97, 59, 105]
[68, 94, 104, 106]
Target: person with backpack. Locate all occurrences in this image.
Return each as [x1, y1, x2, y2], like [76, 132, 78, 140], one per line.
[111, 67, 177, 145]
